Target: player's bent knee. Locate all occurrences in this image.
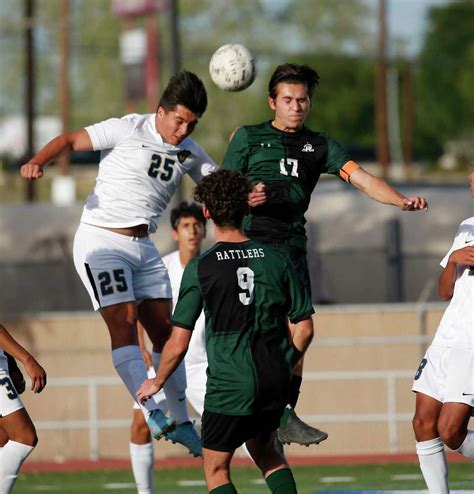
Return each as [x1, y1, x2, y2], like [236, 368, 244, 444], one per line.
[439, 424, 465, 450]
[412, 413, 437, 436]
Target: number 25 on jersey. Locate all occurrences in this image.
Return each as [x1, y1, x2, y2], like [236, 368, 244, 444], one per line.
[148, 154, 175, 182]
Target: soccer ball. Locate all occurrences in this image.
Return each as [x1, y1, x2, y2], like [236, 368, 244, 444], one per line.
[209, 44, 256, 92]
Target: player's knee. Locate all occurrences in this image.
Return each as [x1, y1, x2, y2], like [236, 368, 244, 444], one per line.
[439, 422, 465, 450]
[131, 418, 151, 443]
[12, 426, 38, 447]
[412, 412, 437, 436]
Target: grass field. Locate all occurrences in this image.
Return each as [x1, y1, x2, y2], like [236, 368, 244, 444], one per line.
[14, 463, 474, 493]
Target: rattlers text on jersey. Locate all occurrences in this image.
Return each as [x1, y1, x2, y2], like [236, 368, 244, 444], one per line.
[171, 240, 314, 416]
[83, 113, 216, 232]
[221, 122, 355, 250]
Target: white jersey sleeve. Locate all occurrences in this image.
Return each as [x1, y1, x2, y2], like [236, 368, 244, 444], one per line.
[184, 141, 218, 183]
[85, 114, 139, 150]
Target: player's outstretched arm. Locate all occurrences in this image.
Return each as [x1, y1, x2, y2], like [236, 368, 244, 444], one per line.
[20, 129, 93, 180]
[349, 167, 428, 211]
[0, 324, 47, 393]
[439, 246, 474, 300]
[136, 326, 191, 403]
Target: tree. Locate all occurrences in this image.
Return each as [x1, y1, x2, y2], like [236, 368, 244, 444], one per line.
[414, 0, 474, 160]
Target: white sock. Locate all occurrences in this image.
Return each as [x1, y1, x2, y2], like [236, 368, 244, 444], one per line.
[112, 345, 158, 414]
[152, 352, 189, 424]
[455, 430, 474, 460]
[0, 440, 35, 494]
[416, 437, 449, 493]
[130, 442, 154, 494]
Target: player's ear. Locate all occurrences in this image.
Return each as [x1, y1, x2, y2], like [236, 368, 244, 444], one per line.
[268, 95, 276, 111]
[203, 206, 211, 220]
[171, 228, 179, 241]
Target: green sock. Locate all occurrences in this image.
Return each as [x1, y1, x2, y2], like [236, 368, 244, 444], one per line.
[265, 468, 297, 494]
[279, 405, 293, 428]
[210, 483, 237, 494]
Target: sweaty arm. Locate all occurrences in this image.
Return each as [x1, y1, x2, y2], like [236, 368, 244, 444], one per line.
[0, 324, 47, 393]
[438, 246, 474, 300]
[20, 129, 93, 180]
[349, 166, 428, 211]
[136, 326, 191, 403]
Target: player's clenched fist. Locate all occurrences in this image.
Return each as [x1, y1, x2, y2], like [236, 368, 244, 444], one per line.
[20, 163, 44, 180]
[401, 196, 428, 211]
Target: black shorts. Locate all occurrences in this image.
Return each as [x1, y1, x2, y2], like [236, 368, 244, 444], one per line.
[201, 408, 283, 452]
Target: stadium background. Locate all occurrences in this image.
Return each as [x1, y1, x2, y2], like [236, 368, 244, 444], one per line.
[0, 0, 473, 483]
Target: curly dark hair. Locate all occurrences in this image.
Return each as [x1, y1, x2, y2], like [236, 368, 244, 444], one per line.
[170, 201, 206, 229]
[158, 70, 208, 117]
[193, 170, 251, 229]
[268, 63, 320, 100]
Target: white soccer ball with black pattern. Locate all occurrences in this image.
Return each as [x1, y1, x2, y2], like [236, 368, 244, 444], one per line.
[209, 44, 256, 92]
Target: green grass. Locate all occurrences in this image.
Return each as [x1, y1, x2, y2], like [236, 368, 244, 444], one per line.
[14, 463, 474, 493]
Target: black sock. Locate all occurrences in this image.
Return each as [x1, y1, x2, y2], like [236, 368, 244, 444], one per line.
[266, 468, 297, 494]
[210, 483, 237, 494]
[288, 375, 302, 408]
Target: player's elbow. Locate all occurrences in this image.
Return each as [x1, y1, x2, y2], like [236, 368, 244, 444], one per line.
[438, 289, 453, 301]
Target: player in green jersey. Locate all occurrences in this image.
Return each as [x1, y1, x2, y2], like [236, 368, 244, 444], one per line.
[222, 63, 428, 447]
[137, 169, 314, 494]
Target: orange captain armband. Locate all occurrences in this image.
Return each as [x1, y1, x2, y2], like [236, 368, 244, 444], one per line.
[339, 160, 361, 183]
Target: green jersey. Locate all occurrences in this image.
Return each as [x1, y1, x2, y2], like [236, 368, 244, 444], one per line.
[171, 240, 314, 416]
[221, 122, 351, 250]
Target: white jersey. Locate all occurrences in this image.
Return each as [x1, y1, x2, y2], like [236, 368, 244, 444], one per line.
[82, 113, 216, 233]
[163, 250, 207, 367]
[432, 217, 474, 350]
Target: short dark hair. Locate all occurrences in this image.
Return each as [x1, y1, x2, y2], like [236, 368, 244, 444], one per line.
[194, 170, 252, 229]
[268, 63, 320, 100]
[170, 201, 206, 230]
[158, 70, 208, 117]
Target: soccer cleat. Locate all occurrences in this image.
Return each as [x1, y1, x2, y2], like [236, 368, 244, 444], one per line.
[147, 409, 176, 440]
[165, 420, 202, 457]
[277, 407, 328, 446]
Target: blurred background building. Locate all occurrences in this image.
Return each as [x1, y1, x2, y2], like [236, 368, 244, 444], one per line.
[0, 0, 473, 461]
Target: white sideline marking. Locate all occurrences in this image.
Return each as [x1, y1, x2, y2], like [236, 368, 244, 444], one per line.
[320, 476, 356, 483]
[178, 480, 207, 486]
[392, 474, 424, 480]
[104, 483, 136, 489]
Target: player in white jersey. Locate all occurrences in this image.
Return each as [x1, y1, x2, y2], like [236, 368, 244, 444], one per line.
[130, 202, 207, 494]
[412, 170, 474, 493]
[0, 324, 46, 494]
[20, 71, 216, 457]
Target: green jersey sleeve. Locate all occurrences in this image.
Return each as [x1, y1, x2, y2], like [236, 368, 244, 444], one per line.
[285, 258, 315, 323]
[221, 126, 249, 172]
[322, 135, 351, 177]
[171, 259, 203, 331]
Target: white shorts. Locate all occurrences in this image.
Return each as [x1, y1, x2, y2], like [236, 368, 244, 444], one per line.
[412, 345, 474, 407]
[0, 370, 24, 417]
[73, 223, 172, 310]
